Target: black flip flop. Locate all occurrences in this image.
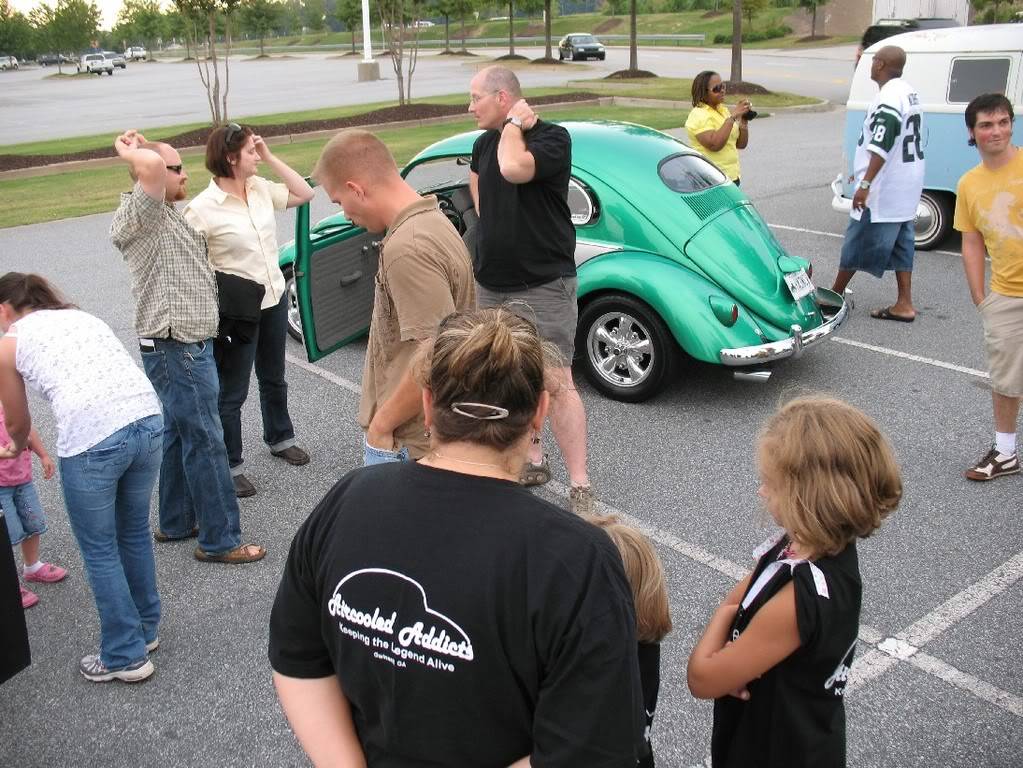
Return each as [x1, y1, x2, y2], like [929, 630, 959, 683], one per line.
[870, 306, 915, 323]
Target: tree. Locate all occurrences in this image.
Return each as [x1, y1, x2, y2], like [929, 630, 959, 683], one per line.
[505, 0, 515, 57]
[741, 0, 766, 29]
[426, 0, 457, 54]
[240, 0, 281, 55]
[0, 0, 35, 59]
[451, 0, 474, 54]
[378, 0, 421, 105]
[627, 0, 637, 70]
[301, 0, 326, 30]
[174, 0, 243, 125]
[28, 4, 55, 67]
[33, 0, 101, 73]
[117, 0, 164, 56]
[729, 0, 741, 82]
[973, 0, 1012, 23]
[798, 0, 818, 39]
[334, 0, 362, 52]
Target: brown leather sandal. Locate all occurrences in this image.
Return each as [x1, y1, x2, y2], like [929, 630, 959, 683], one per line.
[193, 543, 266, 564]
[154, 526, 199, 543]
[519, 455, 552, 487]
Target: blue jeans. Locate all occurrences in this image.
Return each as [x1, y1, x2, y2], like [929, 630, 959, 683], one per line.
[0, 481, 47, 546]
[141, 338, 242, 554]
[214, 293, 296, 473]
[59, 415, 163, 669]
[363, 438, 410, 466]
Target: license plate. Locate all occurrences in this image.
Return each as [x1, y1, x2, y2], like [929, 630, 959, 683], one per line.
[784, 269, 814, 301]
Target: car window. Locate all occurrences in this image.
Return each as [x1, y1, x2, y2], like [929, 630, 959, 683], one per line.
[403, 156, 471, 193]
[948, 58, 1011, 103]
[658, 153, 727, 193]
[572, 35, 597, 44]
[567, 178, 599, 226]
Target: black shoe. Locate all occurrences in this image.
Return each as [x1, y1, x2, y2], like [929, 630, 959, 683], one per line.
[233, 473, 256, 498]
[271, 445, 310, 466]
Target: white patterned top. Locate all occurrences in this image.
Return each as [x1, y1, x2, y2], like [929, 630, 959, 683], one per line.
[11, 309, 161, 457]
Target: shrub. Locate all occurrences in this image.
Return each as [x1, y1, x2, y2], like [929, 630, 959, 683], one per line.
[713, 24, 791, 44]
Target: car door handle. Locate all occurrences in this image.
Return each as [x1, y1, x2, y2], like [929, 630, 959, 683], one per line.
[340, 271, 363, 287]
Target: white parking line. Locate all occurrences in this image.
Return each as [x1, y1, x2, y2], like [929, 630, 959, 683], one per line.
[285, 351, 362, 395]
[832, 338, 990, 380]
[767, 222, 961, 258]
[908, 652, 1023, 718]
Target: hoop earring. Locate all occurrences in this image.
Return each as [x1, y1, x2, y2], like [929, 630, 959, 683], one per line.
[424, 428, 431, 439]
[531, 432, 541, 445]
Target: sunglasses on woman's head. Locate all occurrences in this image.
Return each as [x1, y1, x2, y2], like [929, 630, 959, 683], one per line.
[224, 122, 243, 144]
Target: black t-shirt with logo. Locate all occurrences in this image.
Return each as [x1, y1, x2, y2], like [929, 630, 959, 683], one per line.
[637, 642, 660, 768]
[712, 536, 862, 768]
[269, 461, 645, 767]
[469, 120, 576, 290]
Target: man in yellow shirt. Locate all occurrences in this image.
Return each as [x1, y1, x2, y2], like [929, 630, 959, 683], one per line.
[954, 93, 1023, 482]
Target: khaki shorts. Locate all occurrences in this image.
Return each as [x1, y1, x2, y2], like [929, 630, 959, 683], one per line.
[980, 291, 1023, 398]
[475, 277, 577, 364]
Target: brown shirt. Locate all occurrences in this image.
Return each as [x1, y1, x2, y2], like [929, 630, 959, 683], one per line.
[358, 196, 476, 457]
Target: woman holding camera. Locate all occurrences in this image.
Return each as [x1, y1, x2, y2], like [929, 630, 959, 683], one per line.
[685, 70, 754, 186]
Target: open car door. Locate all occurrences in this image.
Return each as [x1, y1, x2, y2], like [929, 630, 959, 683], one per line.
[293, 202, 382, 362]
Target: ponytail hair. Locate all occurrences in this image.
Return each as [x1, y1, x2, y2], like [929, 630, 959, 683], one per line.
[0, 272, 76, 313]
[412, 307, 557, 450]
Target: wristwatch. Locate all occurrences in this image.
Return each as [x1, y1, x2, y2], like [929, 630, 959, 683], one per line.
[502, 116, 523, 130]
[858, 179, 872, 190]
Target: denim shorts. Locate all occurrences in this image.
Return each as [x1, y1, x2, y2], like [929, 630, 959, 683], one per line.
[839, 209, 915, 279]
[0, 481, 47, 546]
[363, 438, 410, 467]
[475, 276, 578, 363]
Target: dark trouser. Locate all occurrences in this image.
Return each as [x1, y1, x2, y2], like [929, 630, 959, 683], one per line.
[141, 338, 242, 554]
[214, 292, 296, 473]
[0, 513, 30, 684]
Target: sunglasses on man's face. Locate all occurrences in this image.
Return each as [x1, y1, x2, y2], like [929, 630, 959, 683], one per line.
[711, 84, 725, 94]
[166, 164, 183, 175]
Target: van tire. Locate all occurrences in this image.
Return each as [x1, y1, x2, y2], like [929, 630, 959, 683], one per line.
[915, 190, 952, 251]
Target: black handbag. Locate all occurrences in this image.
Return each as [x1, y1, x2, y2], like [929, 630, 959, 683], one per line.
[215, 271, 265, 345]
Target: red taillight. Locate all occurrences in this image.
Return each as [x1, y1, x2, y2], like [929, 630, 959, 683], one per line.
[806, 262, 813, 279]
[731, 304, 739, 324]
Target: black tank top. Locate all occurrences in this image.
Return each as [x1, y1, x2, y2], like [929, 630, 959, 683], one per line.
[712, 535, 862, 768]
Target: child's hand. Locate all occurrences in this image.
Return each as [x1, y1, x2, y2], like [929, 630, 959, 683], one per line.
[0, 442, 19, 459]
[41, 455, 56, 480]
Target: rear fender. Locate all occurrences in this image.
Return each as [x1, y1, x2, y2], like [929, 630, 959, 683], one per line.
[577, 251, 767, 364]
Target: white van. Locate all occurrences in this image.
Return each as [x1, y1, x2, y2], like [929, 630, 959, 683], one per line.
[831, 24, 1023, 249]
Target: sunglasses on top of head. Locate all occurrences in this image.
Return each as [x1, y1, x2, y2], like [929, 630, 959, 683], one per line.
[224, 122, 244, 144]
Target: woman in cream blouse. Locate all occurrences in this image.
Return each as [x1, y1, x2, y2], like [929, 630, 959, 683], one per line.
[184, 124, 315, 498]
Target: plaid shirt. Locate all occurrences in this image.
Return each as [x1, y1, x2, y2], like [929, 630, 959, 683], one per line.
[110, 183, 219, 342]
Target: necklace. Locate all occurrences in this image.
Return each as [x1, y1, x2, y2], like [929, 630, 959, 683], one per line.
[429, 450, 506, 471]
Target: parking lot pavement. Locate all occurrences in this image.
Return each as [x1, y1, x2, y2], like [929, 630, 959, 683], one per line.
[1, 108, 1021, 767]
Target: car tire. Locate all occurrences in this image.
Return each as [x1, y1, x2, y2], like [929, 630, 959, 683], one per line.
[576, 293, 677, 403]
[283, 265, 304, 342]
[599, 54, 606, 60]
[914, 190, 953, 251]
[571, 51, 579, 61]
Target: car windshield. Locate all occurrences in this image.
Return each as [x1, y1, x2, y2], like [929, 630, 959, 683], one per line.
[403, 156, 471, 193]
[572, 35, 598, 44]
[658, 153, 727, 193]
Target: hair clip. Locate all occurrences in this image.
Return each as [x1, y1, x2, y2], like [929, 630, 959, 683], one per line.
[450, 402, 510, 420]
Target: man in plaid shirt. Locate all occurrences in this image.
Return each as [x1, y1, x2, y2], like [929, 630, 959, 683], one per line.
[110, 130, 265, 565]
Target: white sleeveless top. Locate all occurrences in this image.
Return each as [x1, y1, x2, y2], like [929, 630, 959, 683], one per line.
[11, 309, 161, 457]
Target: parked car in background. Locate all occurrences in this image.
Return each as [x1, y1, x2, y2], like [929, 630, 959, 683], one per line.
[103, 51, 126, 69]
[281, 121, 848, 402]
[833, 24, 1023, 250]
[38, 53, 74, 66]
[0, 54, 18, 70]
[558, 33, 606, 61]
[125, 46, 148, 61]
[78, 53, 114, 75]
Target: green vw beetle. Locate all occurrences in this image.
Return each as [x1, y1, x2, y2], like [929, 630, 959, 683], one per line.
[279, 120, 849, 402]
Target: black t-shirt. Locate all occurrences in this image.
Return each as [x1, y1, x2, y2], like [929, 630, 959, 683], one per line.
[269, 461, 645, 767]
[470, 121, 576, 290]
[637, 642, 660, 768]
[712, 536, 862, 768]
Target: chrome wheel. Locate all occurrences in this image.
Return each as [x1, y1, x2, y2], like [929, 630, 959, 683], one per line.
[914, 190, 952, 251]
[586, 311, 654, 388]
[285, 271, 303, 342]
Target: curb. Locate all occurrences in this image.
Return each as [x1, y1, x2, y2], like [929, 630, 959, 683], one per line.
[0, 95, 830, 181]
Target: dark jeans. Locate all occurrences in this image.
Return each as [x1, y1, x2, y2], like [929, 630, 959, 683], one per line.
[214, 292, 296, 473]
[141, 338, 242, 554]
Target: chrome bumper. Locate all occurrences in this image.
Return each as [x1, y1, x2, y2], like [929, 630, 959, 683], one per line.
[719, 287, 850, 366]
[831, 173, 853, 214]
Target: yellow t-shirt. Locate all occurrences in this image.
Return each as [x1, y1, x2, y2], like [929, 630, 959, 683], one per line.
[684, 103, 740, 181]
[954, 148, 1023, 297]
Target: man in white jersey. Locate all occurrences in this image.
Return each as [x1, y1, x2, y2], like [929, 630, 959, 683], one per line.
[831, 46, 925, 323]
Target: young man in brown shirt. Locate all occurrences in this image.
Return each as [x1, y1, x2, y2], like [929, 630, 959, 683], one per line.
[313, 130, 476, 462]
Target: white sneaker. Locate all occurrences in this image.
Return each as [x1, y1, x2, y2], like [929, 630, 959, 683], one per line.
[964, 448, 1020, 481]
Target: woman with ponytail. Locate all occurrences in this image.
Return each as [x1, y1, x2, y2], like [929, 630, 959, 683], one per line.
[269, 307, 646, 768]
[0, 272, 164, 683]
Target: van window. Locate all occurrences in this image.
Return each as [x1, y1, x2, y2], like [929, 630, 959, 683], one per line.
[948, 58, 1011, 103]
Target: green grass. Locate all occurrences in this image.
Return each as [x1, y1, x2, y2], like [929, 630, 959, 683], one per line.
[0, 104, 680, 230]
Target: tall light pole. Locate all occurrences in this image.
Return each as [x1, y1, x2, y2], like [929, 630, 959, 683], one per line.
[358, 0, 380, 81]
